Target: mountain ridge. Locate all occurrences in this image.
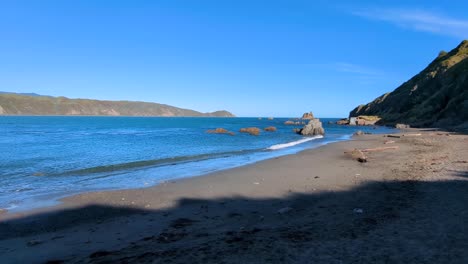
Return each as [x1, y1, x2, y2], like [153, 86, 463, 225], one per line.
[350, 40, 468, 129]
[0, 92, 235, 117]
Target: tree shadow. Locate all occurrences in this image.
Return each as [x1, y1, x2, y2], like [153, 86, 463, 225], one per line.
[1, 176, 468, 263]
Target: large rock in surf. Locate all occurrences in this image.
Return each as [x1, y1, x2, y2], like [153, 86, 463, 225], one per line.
[297, 119, 325, 136]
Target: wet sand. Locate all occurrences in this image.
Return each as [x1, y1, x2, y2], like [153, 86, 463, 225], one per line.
[1, 130, 467, 263]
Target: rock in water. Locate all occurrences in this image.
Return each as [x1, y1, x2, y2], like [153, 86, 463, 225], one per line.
[239, 127, 261, 136]
[297, 119, 325, 136]
[206, 128, 235, 135]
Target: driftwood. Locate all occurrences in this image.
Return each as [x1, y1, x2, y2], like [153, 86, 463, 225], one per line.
[386, 133, 422, 138]
[345, 146, 399, 162]
[360, 146, 399, 152]
[344, 149, 367, 163]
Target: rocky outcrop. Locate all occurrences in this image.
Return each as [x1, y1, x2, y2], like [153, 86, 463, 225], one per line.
[355, 116, 381, 126]
[240, 127, 261, 136]
[264, 126, 277, 132]
[336, 118, 349, 125]
[349, 40, 468, 129]
[297, 119, 325, 136]
[301, 112, 315, 119]
[0, 92, 235, 117]
[206, 128, 235, 136]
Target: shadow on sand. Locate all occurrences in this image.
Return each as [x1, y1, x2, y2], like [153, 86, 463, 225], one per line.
[1, 172, 468, 263]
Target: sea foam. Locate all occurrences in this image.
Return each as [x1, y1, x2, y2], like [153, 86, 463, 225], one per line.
[267, 135, 324, 150]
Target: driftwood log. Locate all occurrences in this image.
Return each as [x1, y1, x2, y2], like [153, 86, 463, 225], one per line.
[345, 146, 399, 162]
[360, 146, 399, 152]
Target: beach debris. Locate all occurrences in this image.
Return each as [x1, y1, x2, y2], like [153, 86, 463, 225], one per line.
[89, 250, 112, 258]
[345, 149, 368, 163]
[296, 118, 325, 136]
[353, 208, 364, 214]
[346, 146, 399, 162]
[240, 127, 261, 136]
[360, 146, 399, 152]
[170, 218, 198, 229]
[384, 140, 395, 144]
[277, 207, 294, 214]
[264, 126, 277, 132]
[27, 239, 43, 247]
[354, 130, 372, 136]
[386, 135, 401, 138]
[395, 123, 410, 129]
[353, 130, 365, 136]
[403, 133, 422, 137]
[206, 128, 235, 136]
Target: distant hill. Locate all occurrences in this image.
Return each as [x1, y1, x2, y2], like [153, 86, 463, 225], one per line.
[350, 40, 468, 129]
[0, 92, 235, 117]
[0, 91, 46, 97]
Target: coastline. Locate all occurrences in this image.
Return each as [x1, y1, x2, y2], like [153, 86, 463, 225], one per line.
[1, 129, 467, 263]
[0, 133, 345, 217]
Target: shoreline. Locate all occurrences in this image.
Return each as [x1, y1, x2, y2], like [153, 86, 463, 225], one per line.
[1, 133, 347, 218]
[1, 129, 467, 263]
[0, 133, 344, 215]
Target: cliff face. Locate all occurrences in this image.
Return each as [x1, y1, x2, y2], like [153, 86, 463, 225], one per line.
[350, 40, 468, 129]
[0, 93, 235, 117]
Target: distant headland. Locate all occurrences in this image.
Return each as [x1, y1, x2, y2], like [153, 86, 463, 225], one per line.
[0, 92, 235, 117]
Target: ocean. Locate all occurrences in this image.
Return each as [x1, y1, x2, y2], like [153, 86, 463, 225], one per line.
[0, 116, 396, 211]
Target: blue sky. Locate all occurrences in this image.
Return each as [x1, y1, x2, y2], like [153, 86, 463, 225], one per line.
[0, 0, 467, 117]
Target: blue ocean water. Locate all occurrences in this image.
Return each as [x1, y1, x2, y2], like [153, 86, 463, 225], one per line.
[0, 116, 396, 211]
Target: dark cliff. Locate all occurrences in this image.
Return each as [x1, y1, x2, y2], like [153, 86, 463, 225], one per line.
[350, 40, 468, 129]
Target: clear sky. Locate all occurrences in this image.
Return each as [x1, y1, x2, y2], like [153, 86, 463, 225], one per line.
[1, 0, 467, 117]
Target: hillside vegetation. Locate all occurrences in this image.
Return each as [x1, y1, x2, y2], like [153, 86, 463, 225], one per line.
[350, 40, 468, 129]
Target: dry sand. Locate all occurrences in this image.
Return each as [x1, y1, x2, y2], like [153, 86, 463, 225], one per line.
[0, 130, 467, 263]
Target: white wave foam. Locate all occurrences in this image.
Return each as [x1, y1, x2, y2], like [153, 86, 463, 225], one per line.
[267, 135, 324, 150]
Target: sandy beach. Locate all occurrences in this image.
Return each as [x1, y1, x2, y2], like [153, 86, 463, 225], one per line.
[1, 130, 467, 263]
